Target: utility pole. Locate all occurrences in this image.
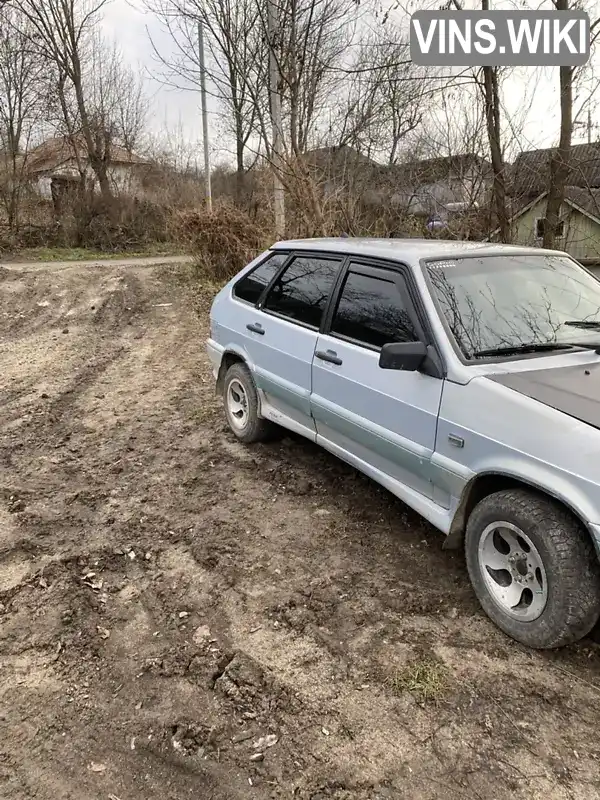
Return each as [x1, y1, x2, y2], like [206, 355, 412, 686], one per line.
[266, 0, 285, 237]
[198, 21, 212, 211]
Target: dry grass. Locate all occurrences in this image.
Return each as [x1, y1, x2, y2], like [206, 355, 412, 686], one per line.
[388, 660, 448, 703]
[11, 244, 182, 262]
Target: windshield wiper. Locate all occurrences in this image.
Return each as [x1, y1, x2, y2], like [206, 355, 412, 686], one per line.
[472, 341, 600, 358]
[563, 320, 600, 329]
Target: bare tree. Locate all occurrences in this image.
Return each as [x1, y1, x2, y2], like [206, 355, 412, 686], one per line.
[330, 29, 425, 164]
[274, 0, 357, 156]
[479, 59, 510, 241]
[145, 0, 265, 199]
[446, 0, 509, 241]
[14, 0, 115, 201]
[542, 64, 572, 247]
[86, 35, 149, 156]
[257, 0, 362, 234]
[98, 47, 148, 156]
[398, 86, 490, 235]
[0, 5, 46, 232]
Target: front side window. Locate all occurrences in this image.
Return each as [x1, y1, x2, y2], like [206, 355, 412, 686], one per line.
[263, 255, 341, 328]
[233, 252, 287, 304]
[425, 254, 600, 359]
[330, 270, 418, 349]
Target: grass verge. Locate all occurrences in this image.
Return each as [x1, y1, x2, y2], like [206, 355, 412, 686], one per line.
[5, 244, 186, 262]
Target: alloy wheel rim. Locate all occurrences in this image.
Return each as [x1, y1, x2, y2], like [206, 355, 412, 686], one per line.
[226, 379, 249, 430]
[478, 521, 548, 622]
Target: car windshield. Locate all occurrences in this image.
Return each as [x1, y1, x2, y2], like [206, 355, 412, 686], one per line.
[424, 253, 600, 359]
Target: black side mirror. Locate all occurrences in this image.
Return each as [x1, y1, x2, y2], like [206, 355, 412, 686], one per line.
[379, 341, 428, 371]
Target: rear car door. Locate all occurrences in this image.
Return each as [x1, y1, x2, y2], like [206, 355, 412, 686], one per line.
[241, 251, 343, 437]
[310, 260, 443, 498]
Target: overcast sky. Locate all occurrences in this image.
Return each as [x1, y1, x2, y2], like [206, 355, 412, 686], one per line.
[100, 0, 600, 166]
[101, 0, 216, 159]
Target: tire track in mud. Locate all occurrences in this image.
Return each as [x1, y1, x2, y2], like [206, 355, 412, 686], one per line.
[0, 273, 143, 446]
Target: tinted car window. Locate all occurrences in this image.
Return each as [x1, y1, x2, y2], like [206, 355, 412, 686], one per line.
[331, 271, 417, 348]
[263, 255, 340, 328]
[233, 252, 287, 304]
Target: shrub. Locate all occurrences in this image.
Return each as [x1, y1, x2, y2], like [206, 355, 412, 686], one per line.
[174, 204, 271, 282]
[75, 196, 171, 252]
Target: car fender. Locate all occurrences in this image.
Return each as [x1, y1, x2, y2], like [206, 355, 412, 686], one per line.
[215, 342, 258, 391]
[439, 375, 600, 546]
[448, 460, 600, 550]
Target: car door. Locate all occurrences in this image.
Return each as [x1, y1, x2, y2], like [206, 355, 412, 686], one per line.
[310, 260, 443, 499]
[241, 251, 343, 438]
[223, 249, 287, 375]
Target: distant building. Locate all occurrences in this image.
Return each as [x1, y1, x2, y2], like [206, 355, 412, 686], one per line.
[384, 154, 492, 217]
[492, 143, 600, 263]
[26, 135, 150, 201]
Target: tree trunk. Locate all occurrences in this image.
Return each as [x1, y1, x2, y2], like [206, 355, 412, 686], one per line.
[482, 65, 510, 242]
[543, 62, 572, 248]
[89, 155, 112, 203]
[479, 0, 509, 242]
[235, 114, 245, 203]
[450, 0, 509, 241]
[72, 54, 112, 203]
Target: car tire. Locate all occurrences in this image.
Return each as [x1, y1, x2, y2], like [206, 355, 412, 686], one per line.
[222, 362, 275, 444]
[465, 488, 600, 649]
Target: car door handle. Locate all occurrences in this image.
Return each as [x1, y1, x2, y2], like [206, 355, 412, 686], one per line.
[315, 349, 343, 366]
[246, 323, 265, 335]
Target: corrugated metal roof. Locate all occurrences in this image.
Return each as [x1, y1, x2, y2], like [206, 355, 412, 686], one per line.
[512, 143, 600, 196]
[386, 154, 492, 186]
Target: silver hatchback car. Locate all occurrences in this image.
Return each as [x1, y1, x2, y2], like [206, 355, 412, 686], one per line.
[207, 238, 600, 649]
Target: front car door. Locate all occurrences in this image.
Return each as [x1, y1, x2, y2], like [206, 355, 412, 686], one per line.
[310, 260, 444, 498]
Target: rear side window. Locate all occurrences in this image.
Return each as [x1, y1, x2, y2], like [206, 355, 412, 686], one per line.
[331, 270, 418, 349]
[233, 252, 287, 304]
[263, 255, 341, 328]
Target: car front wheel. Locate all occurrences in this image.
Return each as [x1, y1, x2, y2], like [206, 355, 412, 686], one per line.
[465, 488, 600, 649]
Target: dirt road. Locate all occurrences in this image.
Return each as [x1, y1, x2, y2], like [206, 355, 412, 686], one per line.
[2, 258, 600, 800]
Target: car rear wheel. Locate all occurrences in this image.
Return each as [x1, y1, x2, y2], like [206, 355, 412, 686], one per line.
[465, 488, 600, 649]
[223, 362, 275, 444]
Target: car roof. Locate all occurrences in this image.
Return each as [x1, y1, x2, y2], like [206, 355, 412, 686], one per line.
[271, 237, 564, 264]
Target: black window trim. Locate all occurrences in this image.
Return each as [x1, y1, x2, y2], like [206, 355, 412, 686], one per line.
[232, 249, 293, 307]
[322, 255, 445, 376]
[257, 250, 348, 332]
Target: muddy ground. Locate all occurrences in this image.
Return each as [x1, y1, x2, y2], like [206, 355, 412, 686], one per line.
[2, 258, 600, 800]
